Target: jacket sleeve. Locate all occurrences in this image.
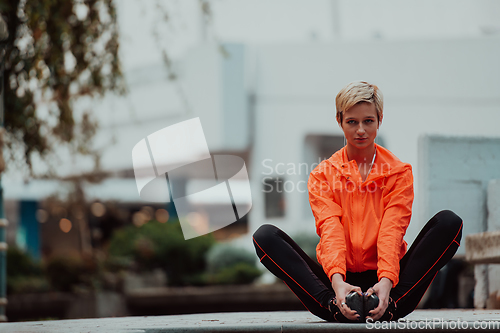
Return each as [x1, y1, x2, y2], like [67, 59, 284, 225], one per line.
[308, 167, 346, 281]
[377, 167, 414, 287]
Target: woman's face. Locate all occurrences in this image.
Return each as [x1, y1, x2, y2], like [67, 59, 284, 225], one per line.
[341, 102, 380, 150]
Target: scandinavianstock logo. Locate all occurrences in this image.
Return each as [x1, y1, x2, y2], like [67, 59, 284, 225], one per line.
[132, 118, 252, 240]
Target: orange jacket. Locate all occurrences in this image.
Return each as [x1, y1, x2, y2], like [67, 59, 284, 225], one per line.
[308, 143, 413, 287]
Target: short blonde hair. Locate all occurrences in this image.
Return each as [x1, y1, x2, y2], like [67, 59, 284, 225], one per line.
[335, 81, 383, 124]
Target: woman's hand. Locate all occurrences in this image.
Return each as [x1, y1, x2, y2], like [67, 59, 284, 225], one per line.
[365, 277, 393, 321]
[331, 273, 363, 321]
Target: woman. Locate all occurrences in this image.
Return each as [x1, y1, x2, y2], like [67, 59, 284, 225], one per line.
[252, 81, 463, 323]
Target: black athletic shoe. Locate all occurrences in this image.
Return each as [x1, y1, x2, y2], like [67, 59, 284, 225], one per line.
[328, 297, 338, 314]
[345, 292, 382, 322]
[345, 291, 364, 323]
[378, 296, 397, 322]
[328, 297, 349, 323]
[330, 293, 392, 323]
[364, 293, 380, 318]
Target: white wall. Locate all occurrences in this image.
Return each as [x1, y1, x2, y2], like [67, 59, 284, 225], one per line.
[419, 136, 500, 255]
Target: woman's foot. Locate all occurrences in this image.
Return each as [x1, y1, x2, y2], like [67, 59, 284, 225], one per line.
[344, 292, 382, 322]
[345, 291, 364, 323]
[377, 297, 397, 322]
[364, 293, 379, 317]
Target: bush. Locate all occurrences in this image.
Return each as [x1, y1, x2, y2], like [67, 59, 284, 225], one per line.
[8, 246, 105, 293]
[103, 255, 133, 273]
[292, 232, 320, 262]
[108, 220, 216, 286]
[45, 256, 87, 292]
[8, 276, 51, 294]
[210, 263, 262, 285]
[7, 246, 42, 277]
[205, 243, 261, 285]
[206, 243, 256, 274]
[6, 246, 49, 294]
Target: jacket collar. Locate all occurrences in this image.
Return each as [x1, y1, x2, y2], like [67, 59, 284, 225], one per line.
[327, 143, 411, 181]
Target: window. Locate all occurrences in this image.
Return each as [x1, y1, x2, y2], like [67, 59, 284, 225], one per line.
[263, 177, 285, 218]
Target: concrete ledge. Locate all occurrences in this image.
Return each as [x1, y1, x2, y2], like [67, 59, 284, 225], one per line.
[465, 231, 500, 264]
[2, 310, 500, 333]
[127, 284, 303, 315]
[6, 284, 304, 321]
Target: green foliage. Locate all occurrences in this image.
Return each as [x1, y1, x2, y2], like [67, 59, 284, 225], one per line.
[6, 246, 50, 294]
[205, 243, 256, 274]
[44, 255, 89, 292]
[292, 232, 320, 263]
[108, 220, 216, 286]
[205, 243, 261, 285]
[209, 262, 262, 285]
[102, 255, 133, 273]
[7, 246, 100, 293]
[6, 245, 42, 277]
[0, 0, 124, 172]
[8, 276, 51, 294]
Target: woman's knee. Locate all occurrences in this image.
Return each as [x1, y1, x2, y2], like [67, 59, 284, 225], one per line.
[253, 224, 280, 248]
[434, 210, 463, 240]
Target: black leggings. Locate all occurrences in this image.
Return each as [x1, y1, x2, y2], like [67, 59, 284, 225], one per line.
[252, 210, 463, 322]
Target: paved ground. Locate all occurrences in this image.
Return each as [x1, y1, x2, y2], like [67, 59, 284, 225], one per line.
[1, 310, 500, 333]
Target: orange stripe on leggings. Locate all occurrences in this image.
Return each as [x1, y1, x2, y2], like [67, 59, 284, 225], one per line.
[253, 236, 328, 309]
[283, 280, 313, 313]
[395, 222, 463, 304]
[415, 270, 438, 309]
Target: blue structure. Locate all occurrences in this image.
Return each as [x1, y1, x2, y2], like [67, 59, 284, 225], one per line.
[19, 201, 40, 260]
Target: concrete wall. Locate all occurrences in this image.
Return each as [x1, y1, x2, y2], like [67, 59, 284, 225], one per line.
[418, 136, 500, 255]
[418, 137, 500, 308]
[182, 43, 250, 151]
